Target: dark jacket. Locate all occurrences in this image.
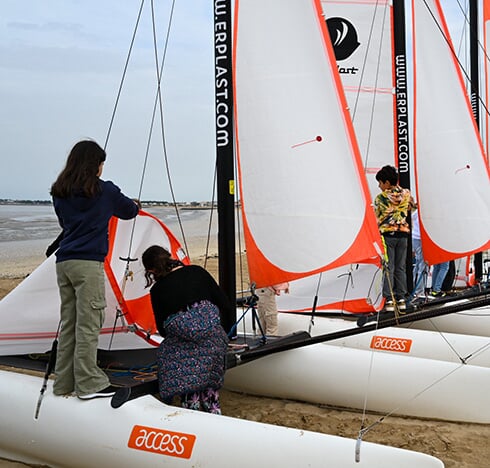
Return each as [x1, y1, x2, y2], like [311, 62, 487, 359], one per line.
[149, 265, 233, 335]
[53, 180, 138, 263]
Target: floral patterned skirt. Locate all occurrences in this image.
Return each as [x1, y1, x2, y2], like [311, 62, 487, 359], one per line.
[157, 300, 228, 401]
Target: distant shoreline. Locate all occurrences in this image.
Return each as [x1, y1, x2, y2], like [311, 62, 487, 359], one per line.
[0, 199, 215, 208]
[0, 201, 245, 213]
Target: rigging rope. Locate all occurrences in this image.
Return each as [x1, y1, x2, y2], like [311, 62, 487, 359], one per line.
[203, 170, 218, 271]
[358, 357, 478, 439]
[103, 0, 145, 152]
[146, 0, 192, 258]
[422, 0, 490, 122]
[362, 2, 389, 171]
[102, 0, 189, 347]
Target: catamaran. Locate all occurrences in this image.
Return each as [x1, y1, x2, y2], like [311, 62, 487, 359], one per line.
[0, 0, 448, 466]
[224, 0, 490, 424]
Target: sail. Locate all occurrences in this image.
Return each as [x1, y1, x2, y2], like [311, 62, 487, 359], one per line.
[276, 263, 383, 313]
[485, 0, 490, 162]
[234, 0, 382, 290]
[0, 211, 189, 356]
[411, 0, 490, 265]
[322, 0, 396, 199]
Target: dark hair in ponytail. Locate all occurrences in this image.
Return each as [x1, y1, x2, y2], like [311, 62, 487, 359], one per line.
[142, 245, 184, 287]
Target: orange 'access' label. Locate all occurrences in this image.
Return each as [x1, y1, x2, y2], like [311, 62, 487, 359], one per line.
[128, 425, 196, 459]
[370, 335, 412, 353]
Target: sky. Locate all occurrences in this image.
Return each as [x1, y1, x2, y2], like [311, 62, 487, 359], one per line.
[0, 0, 468, 202]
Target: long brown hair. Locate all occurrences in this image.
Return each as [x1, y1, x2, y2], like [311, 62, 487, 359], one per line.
[142, 245, 184, 287]
[51, 140, 106, 198]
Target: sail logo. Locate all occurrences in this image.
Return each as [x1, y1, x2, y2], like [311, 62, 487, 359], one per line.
[370, 335, 412, 353]
[326, 17, 360, 62]
[128, 425, 196, 459]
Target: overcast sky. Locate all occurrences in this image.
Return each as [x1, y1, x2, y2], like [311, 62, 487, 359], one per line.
[0, 1, 467, 202]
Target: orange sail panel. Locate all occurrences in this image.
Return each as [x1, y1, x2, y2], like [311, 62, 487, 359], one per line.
[411, 0, 490, 265]
[234, 0, 382, 289]
[105, 212, 190, 338]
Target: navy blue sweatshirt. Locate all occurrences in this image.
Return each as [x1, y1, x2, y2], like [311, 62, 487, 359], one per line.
[53, 180, 139, 263]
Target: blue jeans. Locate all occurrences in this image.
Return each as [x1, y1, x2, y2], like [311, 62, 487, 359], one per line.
[432, 262, 450, 292]
[412, 237, 427, 296]
[382, 234, 408, 300]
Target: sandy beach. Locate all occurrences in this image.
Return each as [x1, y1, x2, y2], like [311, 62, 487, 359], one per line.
[1, 251, 490, 467]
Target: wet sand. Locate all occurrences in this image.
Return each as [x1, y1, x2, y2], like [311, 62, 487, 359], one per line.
[1, 255, 490, 467]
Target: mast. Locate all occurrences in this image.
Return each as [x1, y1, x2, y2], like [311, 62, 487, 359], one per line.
[214, 0, 236, 333]
[393, 0, 414, 290]
[469, 0, 483, 282]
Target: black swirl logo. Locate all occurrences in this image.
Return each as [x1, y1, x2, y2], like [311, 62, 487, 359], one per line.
[326, 17, 360, 61]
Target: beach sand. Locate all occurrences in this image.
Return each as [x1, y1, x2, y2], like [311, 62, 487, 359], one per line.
[1, 255, 489, 467]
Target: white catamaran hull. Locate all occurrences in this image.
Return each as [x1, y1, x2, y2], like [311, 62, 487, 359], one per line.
[0, 370, 443, 468]
[226, 317, 490, 423]
[406, 305, 490, 337]
[276, 312, 490, 367]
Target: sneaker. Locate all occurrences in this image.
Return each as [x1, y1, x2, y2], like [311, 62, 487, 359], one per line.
[430, 291, 446, 298]
[411, 296, 426, 306]
[397, 299, 406, 311]
[384, 300, 395, 312]
[78, 385, 117, 400]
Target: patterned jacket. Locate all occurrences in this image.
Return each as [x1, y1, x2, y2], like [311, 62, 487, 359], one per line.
[374, 185, 413, 234]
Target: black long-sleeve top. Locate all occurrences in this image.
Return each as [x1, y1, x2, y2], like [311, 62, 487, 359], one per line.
[149, 265, 232, 337]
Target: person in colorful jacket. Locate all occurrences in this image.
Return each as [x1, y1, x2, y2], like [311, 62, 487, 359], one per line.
[374, 165, 415, 311]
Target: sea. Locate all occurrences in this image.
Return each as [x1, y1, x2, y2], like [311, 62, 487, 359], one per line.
[0, 204, 219, 278]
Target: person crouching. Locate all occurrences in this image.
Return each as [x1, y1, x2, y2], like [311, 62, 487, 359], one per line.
[142, 245, 230, 414]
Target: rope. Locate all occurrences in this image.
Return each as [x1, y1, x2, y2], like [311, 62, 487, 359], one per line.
[103, 0, 145, 151]
[102, 0, 182, 348]
[146, 0, 192, 259]
[362, 1, 389, 170]
[421, 0, 490, 122]
[357, 358, 478, 440]
[203, 169, 218, 270]
[105, 362, 158, 383]
[233, 157, 248, 300]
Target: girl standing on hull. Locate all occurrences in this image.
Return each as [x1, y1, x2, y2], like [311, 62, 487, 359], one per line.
[51, 140, 139, 400]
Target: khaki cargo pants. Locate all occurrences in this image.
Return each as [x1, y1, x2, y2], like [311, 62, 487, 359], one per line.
[53, 259, 110, 397]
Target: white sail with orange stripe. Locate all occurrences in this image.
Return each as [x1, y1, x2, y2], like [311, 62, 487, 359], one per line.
[234, 0, 382, 301]
[0, 211, 188, 355]
[411, 0, 490, 265]
[275, 265, 383, 313]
